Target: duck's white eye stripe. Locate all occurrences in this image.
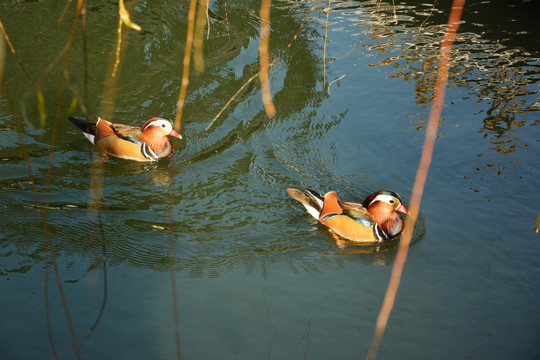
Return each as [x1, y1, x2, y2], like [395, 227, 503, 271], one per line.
[145, 120, 171, 130]
[369, 194, 397, 206]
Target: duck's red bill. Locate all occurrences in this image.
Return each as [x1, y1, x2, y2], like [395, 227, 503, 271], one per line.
[169, 129, 182, 139]
[397, 204, 409, 215]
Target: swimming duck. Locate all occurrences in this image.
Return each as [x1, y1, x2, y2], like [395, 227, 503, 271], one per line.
[287, 188, 409, 243]
[69, 116, 182, 161]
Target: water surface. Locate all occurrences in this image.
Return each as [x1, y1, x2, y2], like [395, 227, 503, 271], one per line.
[1, 0, 539, 359]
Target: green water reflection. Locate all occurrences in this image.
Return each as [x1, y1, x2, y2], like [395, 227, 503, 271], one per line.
[1, 0, 539, 359]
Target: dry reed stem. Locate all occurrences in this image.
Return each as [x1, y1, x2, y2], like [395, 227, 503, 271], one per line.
[0, 31, 4, 99]
[194, 0, 209, 73]
[167, 180, 182, 360]
[259, 0, 276, 117]
[2, 76, 61, 358]
[3, 1, 87, 357]
[420, 0, 439, 27]
[327, 32, 369, 93]
[323, 0, 331, 87]
[82, 0, 90, 118]
[169, 1, 201, 358]
[366, 1, 465, 359]
[90, 0, 137, 218]
[61, 2, 138, 356]
[0, 20, 31, 82]
[206, 1, 320, 131]
[36, 2, 87, 358]
[174, 0, 198, 132]
[224, 0, 230, 39]
[84, 1, 138, 351]
[4, 0, 73, 85]
[4, 75, 81, 360]
[112, 0, 141, 77]
[24, 0, 84, 96]
[205, 71, 260, 130]
[46, 3, 87, 359]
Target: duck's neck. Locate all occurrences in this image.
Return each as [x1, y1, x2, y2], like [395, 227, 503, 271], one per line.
[141, 129, 172, 158]
[369, 206, 404, 238]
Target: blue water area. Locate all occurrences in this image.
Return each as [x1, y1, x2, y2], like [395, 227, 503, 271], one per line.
[0, 0, 539, 359]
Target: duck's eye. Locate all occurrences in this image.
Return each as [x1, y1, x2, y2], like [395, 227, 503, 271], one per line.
[161, 123, 166, 128]
[389, 199, 395, 204]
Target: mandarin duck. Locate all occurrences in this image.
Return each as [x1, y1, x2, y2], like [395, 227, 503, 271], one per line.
[69, 116, 182, 161]
[287, 188, 409, 244]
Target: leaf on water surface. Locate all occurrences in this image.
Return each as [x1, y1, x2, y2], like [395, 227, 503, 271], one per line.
[36, 88, 47, 129]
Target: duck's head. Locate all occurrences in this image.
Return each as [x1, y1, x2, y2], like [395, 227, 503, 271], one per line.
[363, 190, 408, 215]
[143, 118, 182, 139]
[364, 191, 409, 239]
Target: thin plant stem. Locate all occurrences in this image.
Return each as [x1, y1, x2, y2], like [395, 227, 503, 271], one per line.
[0, 20, 31, 82]
[259, 0, 276, 117]
[206, 1, 320, 130]
[205, 71, 260, 130]
[168, 179, 182, 360]
[366, 1, 466, 359]
[420, 0, 438, 27]
[194, 0, 209, 73]
[323, 0, 331, 87]
[224, 0, 230, 39]
[174, 0, 198, 132]
[113, 0, 141, 76]
[81, 0, 90, 118]
[168, 1, 200, 357]
[43, 2, 87, 358]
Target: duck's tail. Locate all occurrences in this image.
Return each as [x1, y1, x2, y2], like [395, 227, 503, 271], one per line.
[286, 188, 324, 220]
[68, 117, 96, 144]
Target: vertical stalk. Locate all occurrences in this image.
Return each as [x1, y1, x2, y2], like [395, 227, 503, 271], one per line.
[366, 1, 466, 359]
[174, 0, 198, 132]
[259, 0, 276, 117]
[194, 0, 209, 73]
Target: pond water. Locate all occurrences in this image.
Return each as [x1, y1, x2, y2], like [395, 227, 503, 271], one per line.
[1, 0, 539, 359]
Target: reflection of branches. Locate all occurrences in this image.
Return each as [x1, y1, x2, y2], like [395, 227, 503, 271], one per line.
[420, 0, 439, 27]
[170, 2, 201, 358]
[357, 3, 538, 167]
[367, 1, 465, 359]
[323, 0, 331, 87]
[327, 32, 369, 93]
[0, 20, 31, 82]
[112, 0, 141, 76]
[2, 75, 81, 358]
[194, 0, 210, 74]
[206, 1, 321, 130]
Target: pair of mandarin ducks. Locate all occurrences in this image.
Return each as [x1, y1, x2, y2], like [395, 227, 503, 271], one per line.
[69, 116, 408, 244]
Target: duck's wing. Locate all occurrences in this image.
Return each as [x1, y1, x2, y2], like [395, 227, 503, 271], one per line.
[110, 123, 144, 144]
[340, 201, 375, 226]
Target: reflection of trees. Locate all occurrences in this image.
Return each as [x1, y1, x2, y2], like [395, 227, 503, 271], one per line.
[325, 0, 538, 178]
[2, 0, 535, 278]
[0, 0, 337, 277]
